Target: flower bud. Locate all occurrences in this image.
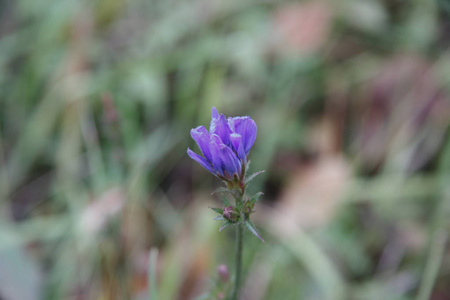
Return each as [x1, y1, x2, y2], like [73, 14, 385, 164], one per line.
[243, 200, 255, 216]
[217, 264, 229, 282]
[223, 206, 236, 221]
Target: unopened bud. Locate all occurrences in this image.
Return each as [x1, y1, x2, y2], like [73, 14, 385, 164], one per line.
[217, 264, 229, 282]
[223, 206, 235, 221]
[244, 201, 254, 215]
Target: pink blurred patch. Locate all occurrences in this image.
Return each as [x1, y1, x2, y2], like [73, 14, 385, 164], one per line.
[274, 156, 350, 232]
[272, 1, 332, 55]
[79, 188, 125, 235]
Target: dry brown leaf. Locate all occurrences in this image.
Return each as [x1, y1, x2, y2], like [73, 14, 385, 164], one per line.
[273, 156, 350, 233]
[79, 188, 125, 236]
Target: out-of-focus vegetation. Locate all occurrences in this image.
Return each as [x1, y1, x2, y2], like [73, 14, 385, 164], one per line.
[1, 0, 450, 299]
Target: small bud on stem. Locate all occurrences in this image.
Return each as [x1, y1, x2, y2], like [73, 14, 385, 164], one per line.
[217, 264, 229, 283]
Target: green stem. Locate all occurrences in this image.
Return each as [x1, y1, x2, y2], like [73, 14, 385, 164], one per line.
[232, 221, 244, 300]
[148, 248, 159, 300]
[231, 177, 246, 300]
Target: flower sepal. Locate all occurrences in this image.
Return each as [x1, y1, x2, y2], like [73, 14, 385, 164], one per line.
[244, 219, 264, 242]
[248, 192, 264, 206]
[244, 170, 265, 187]
[219, 220, 237, 232]
[210, 207, 224, 215]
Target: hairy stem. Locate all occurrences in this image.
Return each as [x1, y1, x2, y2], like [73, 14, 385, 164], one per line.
[231, 187, 245, 300]
[232, 221, 244, 300]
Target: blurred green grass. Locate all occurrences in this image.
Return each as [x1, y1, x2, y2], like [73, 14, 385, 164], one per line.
[0, 0, 450, 299]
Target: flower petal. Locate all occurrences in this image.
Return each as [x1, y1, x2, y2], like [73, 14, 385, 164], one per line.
[190, 126, 212, 161]
[210, 108, 231, 145]
[219, 145, 241, 177]
[189, 107, 257, 181]
[209, 107, 219, 133]
[187, 148, 215, 174]
[211, 106, 219, 120]
[230, 133, 246, 162]
[209, 135, 224, 176]
[228, 117, 257, 154]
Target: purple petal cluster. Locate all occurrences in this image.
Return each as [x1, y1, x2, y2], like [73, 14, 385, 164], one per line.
[187, 107, 257, 181]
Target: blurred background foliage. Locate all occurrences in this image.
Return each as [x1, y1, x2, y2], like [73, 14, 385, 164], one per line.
[0, 0, 450, 299]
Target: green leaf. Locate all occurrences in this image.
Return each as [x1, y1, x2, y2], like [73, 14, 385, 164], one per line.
[213, 215, 225, 221]
[212, 186, 241, 199]
[219, 221, 234, 232]
[249, 192, 264, 204]
[210, 207, 223, 215]
[211, 187, 231, 195]
[244, 170, 265, 185]
[244, 219, 265, 242]
[245, 160, 251, 173]
[221, 195, 232, 207]
[236, 200, 244, 211]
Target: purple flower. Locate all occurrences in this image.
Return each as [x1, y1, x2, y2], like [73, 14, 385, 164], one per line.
[187, 107, 257, 181]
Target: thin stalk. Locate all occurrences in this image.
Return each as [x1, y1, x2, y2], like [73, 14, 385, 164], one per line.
[231, 186, 245, 300]
[148, 248, 159, 300]
[415, 133, 450, 300]
[232, 221, 244, 300]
